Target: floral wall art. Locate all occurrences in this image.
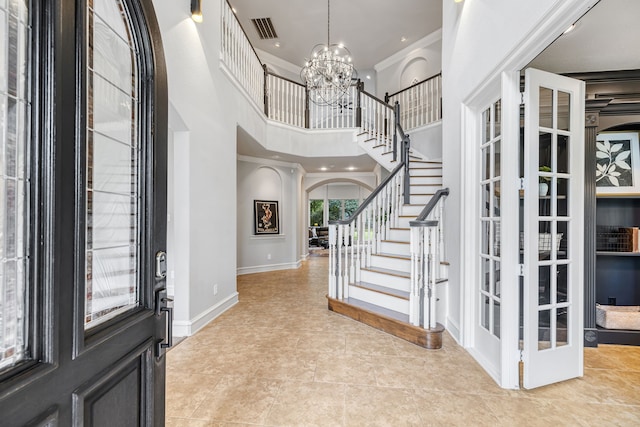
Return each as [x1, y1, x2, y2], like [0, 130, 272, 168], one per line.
[595, 132, 640, 195]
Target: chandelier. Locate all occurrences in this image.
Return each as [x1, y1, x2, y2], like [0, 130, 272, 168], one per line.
[300, 0, 357, 106]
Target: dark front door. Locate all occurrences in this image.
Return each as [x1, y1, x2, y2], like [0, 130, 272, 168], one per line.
[0, 0, 169, 425]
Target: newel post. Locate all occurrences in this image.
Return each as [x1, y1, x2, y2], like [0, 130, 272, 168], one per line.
[263, 64, 269, 117]
[403, 134, 411, 205]
[355, 80, 363, 128]
[305, 87, 310, 129]
[393, 102, 400, 162]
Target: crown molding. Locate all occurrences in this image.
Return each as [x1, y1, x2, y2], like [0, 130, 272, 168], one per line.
[374, 29, 442, 72]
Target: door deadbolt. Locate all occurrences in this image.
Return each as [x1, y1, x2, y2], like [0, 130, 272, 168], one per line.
[155, 251, 167, 279]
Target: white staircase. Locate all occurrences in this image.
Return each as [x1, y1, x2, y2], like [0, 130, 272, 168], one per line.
[337, 156, 445, 321]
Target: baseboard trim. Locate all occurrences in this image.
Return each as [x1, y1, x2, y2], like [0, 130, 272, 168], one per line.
[446, 316, 461, 344]
[237, 261, 301, 275]
[173, 292, 239, 337]
[467, 346, 501, 386]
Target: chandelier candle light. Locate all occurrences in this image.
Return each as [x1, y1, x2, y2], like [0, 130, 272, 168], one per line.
[300, 0, 357, 106]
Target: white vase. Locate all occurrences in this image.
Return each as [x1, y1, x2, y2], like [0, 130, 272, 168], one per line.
[539, 182, 549, 196]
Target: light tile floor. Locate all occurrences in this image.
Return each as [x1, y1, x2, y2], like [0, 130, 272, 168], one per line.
[166, 256, 640, 426]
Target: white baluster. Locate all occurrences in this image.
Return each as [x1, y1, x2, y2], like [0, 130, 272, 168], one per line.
[329, 225, 336, 299]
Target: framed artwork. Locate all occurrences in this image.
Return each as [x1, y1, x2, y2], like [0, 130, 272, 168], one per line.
[596, 132, 640, 195]
[254, 200, 279, 235]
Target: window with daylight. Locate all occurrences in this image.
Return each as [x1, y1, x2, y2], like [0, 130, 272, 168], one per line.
[309, 199, 323, 226]
[0, 0, 31, 370]
[84, 0, 141, 328]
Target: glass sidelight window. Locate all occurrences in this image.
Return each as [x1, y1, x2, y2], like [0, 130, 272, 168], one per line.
[0, 0, 31, 370]
[84, 0, 141, 328]
[479, 99, 502, 338]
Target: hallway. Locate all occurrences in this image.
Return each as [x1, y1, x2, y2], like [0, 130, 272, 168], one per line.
[166, 256, 640, 426]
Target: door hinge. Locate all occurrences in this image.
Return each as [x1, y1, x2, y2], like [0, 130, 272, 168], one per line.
[519, 178, 525, 191]
[518, 264, 525, 276]
[520, 92, 526, 105]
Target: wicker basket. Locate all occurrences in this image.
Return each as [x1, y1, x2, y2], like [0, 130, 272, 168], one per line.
[596, 304, 640, 330]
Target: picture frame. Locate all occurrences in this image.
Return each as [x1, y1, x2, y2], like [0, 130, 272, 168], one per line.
[595, 132, 640, 196]
[254, 200, 280, 235]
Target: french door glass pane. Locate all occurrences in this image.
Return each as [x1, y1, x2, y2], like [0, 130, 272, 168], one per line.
[0, 0, 30, 370]
[85, 0, 140, 329]
[479, 99, 502, 338]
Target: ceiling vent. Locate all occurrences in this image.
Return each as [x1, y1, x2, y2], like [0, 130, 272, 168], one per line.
[251, 17, 278, 40]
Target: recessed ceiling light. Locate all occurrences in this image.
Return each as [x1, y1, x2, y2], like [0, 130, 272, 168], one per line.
[320, 167, 328, 171]
[563, 24, 576, 34]
[366, 75, 371, 80]
[274, 42, 281, 47]
[400, 36, 407, 42]
[454, 0, 464, 3]
[347, 166, 356, 171]
[232, 7, 237, 13]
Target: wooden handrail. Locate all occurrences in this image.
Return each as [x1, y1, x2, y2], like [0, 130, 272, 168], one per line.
[410, 188, 450, 226]
[266, 71, 305, 88]
[386, 72, 442, 100]
[361, 88, 392, 109]
[331, 162, 405, 225]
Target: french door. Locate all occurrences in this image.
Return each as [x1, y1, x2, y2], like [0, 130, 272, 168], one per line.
[522, 68, 585, 389]
[0, 0, 168, 424]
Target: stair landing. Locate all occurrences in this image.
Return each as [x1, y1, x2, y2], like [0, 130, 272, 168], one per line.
[327, 296, 444, 349]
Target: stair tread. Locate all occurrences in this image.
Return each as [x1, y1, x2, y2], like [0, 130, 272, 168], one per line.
[351, 281, 410, 300]
[381, 239, 410, 244]
[362, 265, 410, 278]
[341, 297, 409, 323]
[390, 227, 410, 230]
[373, 252, 411, 260]
[411, 160, 443, 164]
[410, 183, 441, 186]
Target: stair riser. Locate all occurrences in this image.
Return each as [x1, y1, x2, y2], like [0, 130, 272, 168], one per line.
[410, 176, 442, 185]
[388, 228, 410, 241]
[380, 240, 410, 254]
[348, 286, 409, 314]
[400, 205, 422, 216]
[410, 194, 434, 205]
[409, 168, 441, 177]
[397, 217, 418, 228]
[370, 255, 411, 272]
[359, 270, 410, 291]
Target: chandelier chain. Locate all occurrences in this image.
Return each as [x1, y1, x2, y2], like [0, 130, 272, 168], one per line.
[300, 0, 357, 106]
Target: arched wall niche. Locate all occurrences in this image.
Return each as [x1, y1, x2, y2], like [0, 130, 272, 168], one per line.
[400, 57, 430, 89]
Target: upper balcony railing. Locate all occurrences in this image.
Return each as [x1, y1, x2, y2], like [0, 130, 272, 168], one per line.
[385, 73, 442, 131]
[220, 0, 441, 133]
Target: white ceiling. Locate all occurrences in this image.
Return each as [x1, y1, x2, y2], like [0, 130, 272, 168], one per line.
[228, 0, 442, 72]
[235, 0, 640, 173]
[530, 0, 640, 73]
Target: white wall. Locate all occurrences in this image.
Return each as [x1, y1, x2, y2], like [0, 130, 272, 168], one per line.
[441, 0, 597, 343]
[236, 158, 303, 274]
[153, 0, 370, 335]
[375, 31, 442, 99]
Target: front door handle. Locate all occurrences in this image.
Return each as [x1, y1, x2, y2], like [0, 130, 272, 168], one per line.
[155, 289, 173, 357]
